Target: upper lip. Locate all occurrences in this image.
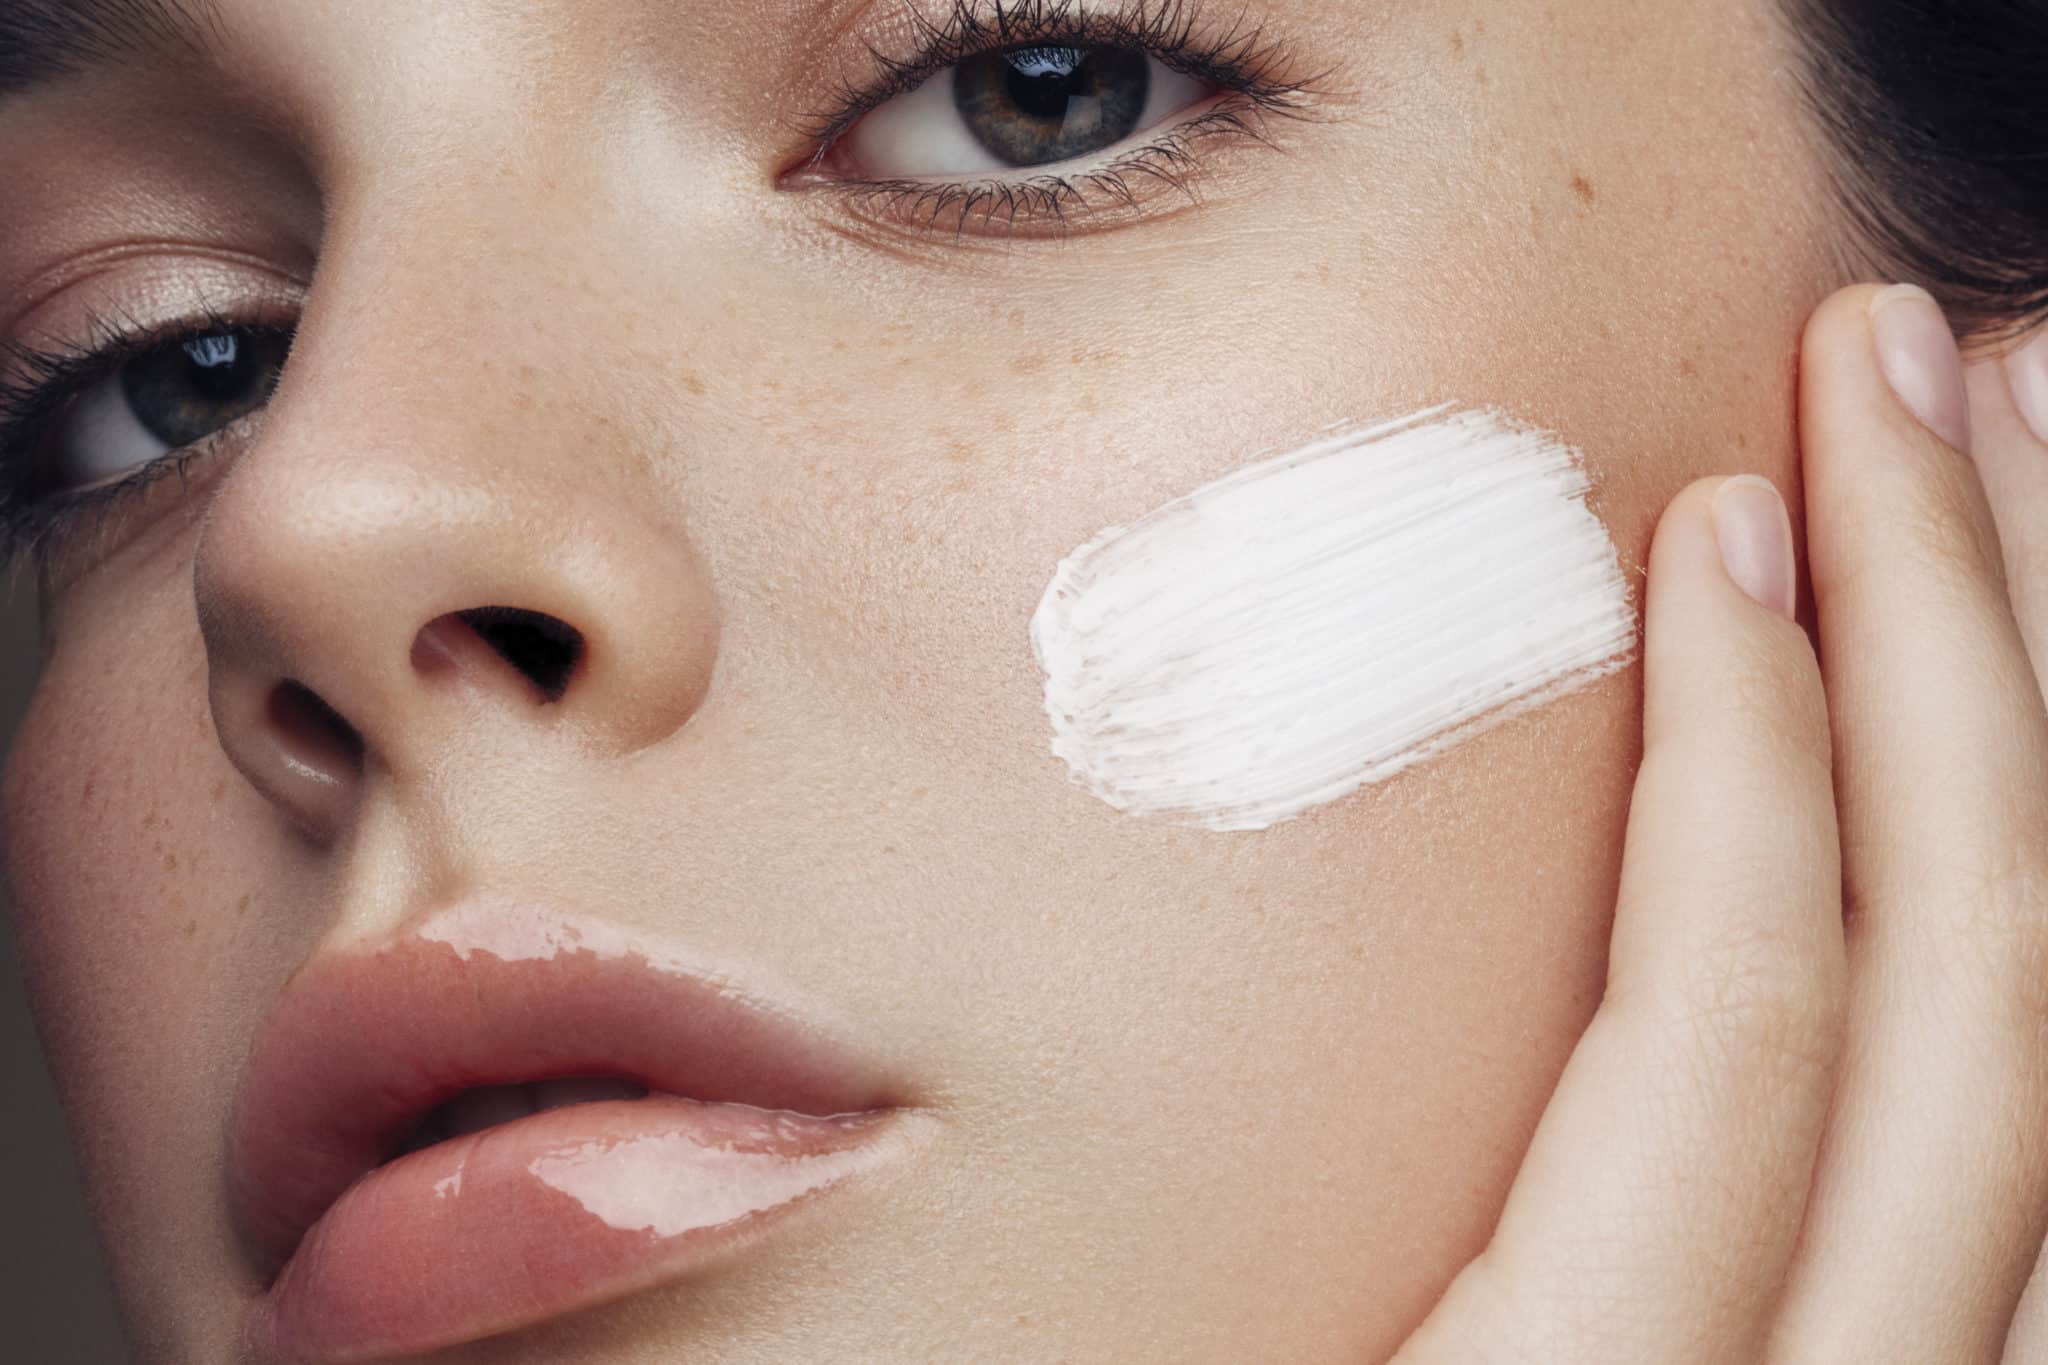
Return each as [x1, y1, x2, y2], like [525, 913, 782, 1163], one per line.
[225, 894, 905, 1277]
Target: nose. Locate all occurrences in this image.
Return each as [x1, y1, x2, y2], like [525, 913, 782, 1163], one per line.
[193, 395, 719, 841]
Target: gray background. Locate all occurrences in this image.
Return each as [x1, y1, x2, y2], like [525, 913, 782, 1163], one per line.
[2, 589, 135, 1361]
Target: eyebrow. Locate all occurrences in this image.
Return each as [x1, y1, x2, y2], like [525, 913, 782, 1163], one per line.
[0, 0, 222, 107]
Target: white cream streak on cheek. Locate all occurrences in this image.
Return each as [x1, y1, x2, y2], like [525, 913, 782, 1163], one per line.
[1030, 405, 1638, 832]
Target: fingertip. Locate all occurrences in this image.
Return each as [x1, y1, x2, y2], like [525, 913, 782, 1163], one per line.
[1711, 476, 1797, 621]
[1648, 476, 1795, 623]
[1642, 476, 1823, 766]
[1968, 331, 2048, 470]
[1646, 476, 1724, 578]
[2008, 327, 2048, 447]
[1870, 285, 1971, 453]
[1801, 283, 1893, 376]
[1802, 282, 1970, 455]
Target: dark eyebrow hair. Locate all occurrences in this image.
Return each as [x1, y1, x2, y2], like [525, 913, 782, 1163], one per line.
[0, 0, 222, 105]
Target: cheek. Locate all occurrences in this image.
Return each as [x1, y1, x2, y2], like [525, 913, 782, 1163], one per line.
[1030, 407, 1638, 833]
[2, 590, 268, 1322]
[911, 648, 1639, 1356]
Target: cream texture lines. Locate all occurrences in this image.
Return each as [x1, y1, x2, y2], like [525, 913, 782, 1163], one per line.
[1030, 405, 1638, 832]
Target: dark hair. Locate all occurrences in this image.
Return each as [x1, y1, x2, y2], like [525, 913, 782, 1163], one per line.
[1789, 0, 2048, 342]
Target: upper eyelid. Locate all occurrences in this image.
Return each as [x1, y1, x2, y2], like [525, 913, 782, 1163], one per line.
[1, 247, 309, 364]
[0, 296, 274, 417]
[793, 0, 1326, 166]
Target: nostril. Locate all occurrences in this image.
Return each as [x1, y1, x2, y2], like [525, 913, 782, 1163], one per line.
[455, 607, 584, 703]
[268, 681, 366, 779]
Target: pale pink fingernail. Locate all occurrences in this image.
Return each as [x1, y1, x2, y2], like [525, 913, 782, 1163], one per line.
[2007, 329, 2048, 447]
[1711, 476, 1796, 621]
[1869, 284, 1971, 453]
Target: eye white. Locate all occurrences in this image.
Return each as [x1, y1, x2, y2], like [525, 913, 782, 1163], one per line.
[56, 371, 171, 488]
[841, 56, 1209, 179]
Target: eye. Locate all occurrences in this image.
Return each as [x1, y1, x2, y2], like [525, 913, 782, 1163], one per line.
[50, 328, 288, 491]
[837, 43, 1214, 177]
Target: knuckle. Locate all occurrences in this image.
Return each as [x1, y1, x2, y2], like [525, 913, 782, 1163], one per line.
[1648, 578, 1830, 782]
[1935, 851, 2048, 1032]
[1818, 458, 2008, 620]
[1719, 649, 1833, 782]
[1670, 905, 1845, 1089]
[1854, 834, 2048, 1045]
[1890, 460, 2009, 600]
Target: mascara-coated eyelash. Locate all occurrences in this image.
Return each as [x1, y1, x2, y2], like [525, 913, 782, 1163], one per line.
[795, 0, 1324, 233]
[0, 306, 293, 570]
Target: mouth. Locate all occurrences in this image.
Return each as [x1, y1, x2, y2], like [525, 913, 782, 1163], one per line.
[227, 897, 923, 1363]
[389, 1075, 654, 1155]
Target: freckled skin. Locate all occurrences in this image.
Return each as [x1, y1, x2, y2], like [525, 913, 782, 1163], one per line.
[0, 0, 1839, 1361]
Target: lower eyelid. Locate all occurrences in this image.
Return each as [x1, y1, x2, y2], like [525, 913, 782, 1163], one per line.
[812, 92, 1276, 241]
[16, 415, 252, 590]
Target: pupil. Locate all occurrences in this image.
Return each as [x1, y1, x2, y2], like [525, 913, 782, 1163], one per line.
[954, 43, 1151, 168]
[183, 334, 251, 402]
[1004, 47, 1087, 120]
[120, 329, 287, 449]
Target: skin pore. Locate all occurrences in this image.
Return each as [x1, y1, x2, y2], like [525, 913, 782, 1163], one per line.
[0, 1, 1844, 1360]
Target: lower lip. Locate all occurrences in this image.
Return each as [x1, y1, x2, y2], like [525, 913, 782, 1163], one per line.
[245, 1097, 919, 1362]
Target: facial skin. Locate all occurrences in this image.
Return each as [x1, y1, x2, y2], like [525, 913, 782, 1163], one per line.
[0, 1, 1841, 1359]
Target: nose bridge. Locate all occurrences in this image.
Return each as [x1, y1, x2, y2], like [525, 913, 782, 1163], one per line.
[193, 270, 720, 841]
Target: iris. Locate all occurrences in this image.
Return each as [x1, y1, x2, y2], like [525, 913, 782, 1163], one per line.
[952, 44, 1151, 167]
[120, 330, 288, 448]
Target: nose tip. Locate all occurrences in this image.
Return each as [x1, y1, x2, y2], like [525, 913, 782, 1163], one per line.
[194, 447, 719, 842]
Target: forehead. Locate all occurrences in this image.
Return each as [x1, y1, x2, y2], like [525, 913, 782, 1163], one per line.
[0, 0, 1414, 103]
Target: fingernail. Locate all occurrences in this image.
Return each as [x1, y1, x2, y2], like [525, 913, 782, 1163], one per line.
[1712, 476, 1796, 620]
[2007, 328, 2048, 446]
[1869, 284, 1970, 453]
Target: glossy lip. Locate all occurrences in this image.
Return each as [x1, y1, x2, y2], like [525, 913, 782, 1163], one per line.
[227, 896, 922, 1361]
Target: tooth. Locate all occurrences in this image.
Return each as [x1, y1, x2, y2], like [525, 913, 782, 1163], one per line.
[442, 1084, 538, 1138]
[532, 1077, 649, 1114]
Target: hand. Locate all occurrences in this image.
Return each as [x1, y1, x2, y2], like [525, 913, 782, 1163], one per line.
[1392, 284, 2048, 1364]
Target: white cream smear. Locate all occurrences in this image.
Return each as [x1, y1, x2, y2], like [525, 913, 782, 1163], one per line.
[1030, 405, 1637, 832]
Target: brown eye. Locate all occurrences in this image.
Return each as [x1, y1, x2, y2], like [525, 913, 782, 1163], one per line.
[952, 45, 1152, 167]
[48, 329, 289, 491]
[121, 331, 287, 448]
[837, 44, 1211, 178]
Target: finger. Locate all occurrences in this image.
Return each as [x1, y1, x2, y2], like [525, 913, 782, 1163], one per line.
[1962, 329, 2048, 685]
[2012, 1225, 2048, 1364]
[1396, 477, 1843, 1365]
[1965, 327, 2048, 1365]
[1766, 286, 2048, 1364]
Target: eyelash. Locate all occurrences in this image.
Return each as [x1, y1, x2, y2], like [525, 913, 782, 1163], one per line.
[0, 2, 1319, 572]
[0, 304, 294, 571]
[798, 0, 1323, 233]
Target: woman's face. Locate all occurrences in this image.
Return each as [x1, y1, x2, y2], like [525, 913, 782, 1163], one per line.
[0, 0, 1840, 1359]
